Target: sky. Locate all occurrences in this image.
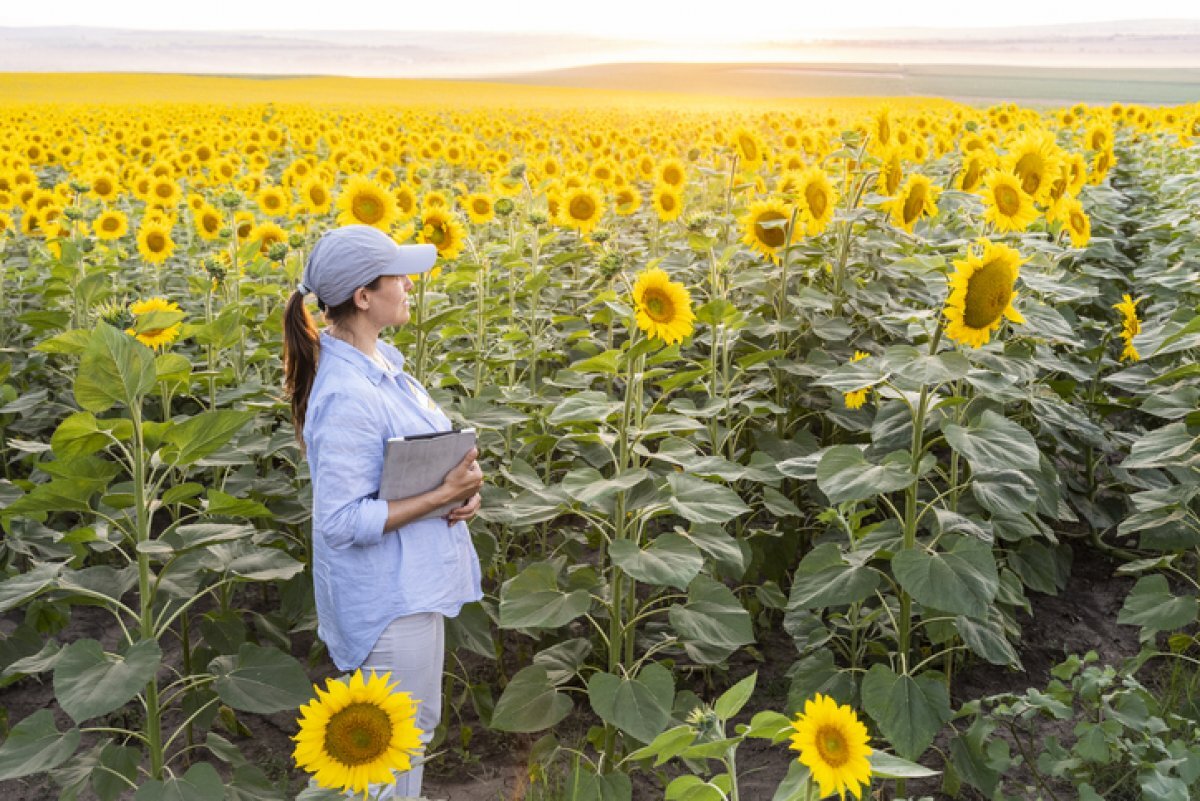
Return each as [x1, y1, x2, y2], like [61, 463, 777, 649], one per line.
[3, 0, 1200, 41]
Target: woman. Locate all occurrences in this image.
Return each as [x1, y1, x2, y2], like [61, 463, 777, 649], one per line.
[283, 225, 484, 798]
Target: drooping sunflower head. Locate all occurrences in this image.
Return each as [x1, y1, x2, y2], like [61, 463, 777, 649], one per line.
[740, 198, 792, 263]
[980, 169, 1037, 234]
[943, 239, 1026, 349]
[789, 694, 873, 801]
[336, 176, 398, 231]
[631, 267, 695, 346]
[732, 126, 765, 167]
[1113, 293, 1141, 362]
[876, 147, 904, 197]
[956, 152, 991, 193]
[293, 670, 423, 798]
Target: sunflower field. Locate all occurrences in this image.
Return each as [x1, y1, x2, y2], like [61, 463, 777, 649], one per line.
[1, 73, 1199, 801]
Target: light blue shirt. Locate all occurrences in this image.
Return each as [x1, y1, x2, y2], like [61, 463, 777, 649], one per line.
[303, 331, 483, 671]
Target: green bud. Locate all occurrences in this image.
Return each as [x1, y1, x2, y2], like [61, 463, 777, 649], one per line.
[508, 162, 527, 179]
[220, 191, 242, 209]
[62, 207, 84, 221]
[288, 233, 306, 249]
[495, 198, 515, 216]
[267, 242, 289, 262]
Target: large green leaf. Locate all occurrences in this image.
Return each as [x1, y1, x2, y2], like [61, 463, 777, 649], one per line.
[133, 762, 224, 801]
[714, 672, 756, 721]
[0, 562, 63, 612]
[1118, 575, 1198, 633]
[816, 446, 915, 504]
[1123, 423, 1200, 470]
[561, 467, 650, 509]
[587, 662, 674, 743]
[892, 535, 998, 621]
[74, 323, 157, 413]
[54, 638, 162, 723]
[0, 709, 80, 780]
[163, 410, 255, 467]
[490, 665, 573, 732]
[547, 391, 623, 425]
[565, 767, 633, 801]
[210, 644, 313, 714]
[970, 470, 1038, 516]
[609, 533, 703, 590]
[50, 411, 110, 460]
[943, 410, 1040, 474]
[666, 473, 750, 524]
[498, 561, 590, 629]
[788, 544, 880, 610]
[668, 575, 754, 664]
[861, 664, 952, 761]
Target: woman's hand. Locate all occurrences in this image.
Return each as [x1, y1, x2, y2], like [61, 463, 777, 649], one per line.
[440, 447, 483, 505]
[446, 492, 481, 525]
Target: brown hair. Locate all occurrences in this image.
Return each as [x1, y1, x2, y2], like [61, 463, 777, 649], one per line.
[282, 277, 381, 442]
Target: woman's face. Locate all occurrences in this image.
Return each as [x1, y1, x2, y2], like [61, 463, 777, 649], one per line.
[364, 274, 415, 328]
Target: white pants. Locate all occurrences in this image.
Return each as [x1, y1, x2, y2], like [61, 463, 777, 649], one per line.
[354, 612, 445, 800]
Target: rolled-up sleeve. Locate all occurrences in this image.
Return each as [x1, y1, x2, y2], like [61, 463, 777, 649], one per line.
[307, 393, 389, 549]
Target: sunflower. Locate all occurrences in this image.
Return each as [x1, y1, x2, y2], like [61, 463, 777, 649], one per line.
[462, 192, 495, 225]
[886, 174, 940, 234]
[980, 170, 1037, 233]
[843, 351, 872, 410]
[126, 297, 184, 350]
[1048, 195, 1091, 248]
[791, 167, 837, 237]
[732, 126, 765, 168]
[876, 147, 903, 197]
[788, 694, 872, 801]
[137, 221, 175, 265]
[149, 176, 182, 208]
[419, 207, 466, 261]
[293, 670, 423, 799]
[651, 184, 683, 223]
[233, 211, 256, 241]
[423, 190, 450, 211]
[93, 210, 129, 241]
[741, 199, 792, 263]
[194, 205, 223, 241]
[1113, 294, 1141, 362]
[559, 185, 604, 234]
[394, 184, 418, 220]
[943, 239, 1026, 349]
[1089, 148, 1115, 185]
[336, 176, 398, 231]
[613, 185, 642, 216]
[657, 158, 687, 188]
[956, 153, 990, 193]
[256, 185, 290, 217]
[0, 212, 13, 238]
[249, 221, 287, 256]
[1003, 131, 1064, 205]
[632, 267, 695, 345]
[90, 173, 120, 202]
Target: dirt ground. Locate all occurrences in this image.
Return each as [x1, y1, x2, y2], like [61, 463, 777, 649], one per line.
[0, 543, 1140, 801]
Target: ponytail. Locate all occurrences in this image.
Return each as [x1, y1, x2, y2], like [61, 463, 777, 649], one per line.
[283, 289, 319, 443]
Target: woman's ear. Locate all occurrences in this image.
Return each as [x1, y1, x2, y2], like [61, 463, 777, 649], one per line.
[354, 286, 370, 311]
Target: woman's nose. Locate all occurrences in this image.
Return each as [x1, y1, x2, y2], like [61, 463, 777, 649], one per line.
[403, 275, 415, 291]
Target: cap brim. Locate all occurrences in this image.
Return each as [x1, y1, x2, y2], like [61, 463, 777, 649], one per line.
[384, 243, 438, 275]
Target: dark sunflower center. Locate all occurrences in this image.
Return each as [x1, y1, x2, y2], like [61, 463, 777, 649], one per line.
[473, 199, 490, 215]
[755, 211, 787, 248]
[155, 183, 173, 199]
[323, 702, 393, 767]
[814, 725, 849, 768]
[643, 289, 674, 323]
[569, 196, 595, 221]
[102, 216, 120, 232]
[95, 179, 113, 195]
[739, 135, 757, 160]
[994, 184, 1021, 216]
[353, 194, 384, 224]
[660, 194, 677, 212]
[962, 162, 982, 191]
[1014, 154, 1043, 195]
[805, 183, 828, 218]
[902, 185, 926, 224]
[664, 166, 682, 185]
[1069, 211, 1087, 233]
[963, 257, 1014, 329]
[427, 224, 446, 245]
[147, 232, 166, 252]
[202, 215, 219, 233]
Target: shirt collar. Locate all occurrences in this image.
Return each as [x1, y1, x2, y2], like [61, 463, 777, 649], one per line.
[319, 331, 405, 386]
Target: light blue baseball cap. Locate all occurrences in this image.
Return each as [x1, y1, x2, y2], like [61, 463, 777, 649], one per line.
[298, 225, 437, 307]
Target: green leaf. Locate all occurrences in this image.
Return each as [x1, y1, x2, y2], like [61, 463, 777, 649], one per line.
[609, 533, 703, 590]
[861, 664, 952, 761]
[0, 563, 63, 612]
[206, 490, 272, 518]
[499, 561, 590, 629]
[566, 767, 633, 801]
[943, 410, 1040, 474]
[665, 775, 725, 801]
[561, 467, 650, 508]
[74, 323, 157, 413]
[1118, 575, 1198, 633]
[741, 710, 792, 741]
[626, 725, 696, 766]
[1123, 423, 1200, 470]
[210, 644, 313, 714]
[788, 544, 880, 609]
[225, 546, 305, 582]
[163, 410, 254, 466]
[869, 751, 940, 778]
[570, 350, 622, 375]
[0, 709, 80, 780]
[668, 575, 754, 664]
[547, 391, 622, 425]
[816, 446, 915, 504]
[587, 662, 674, 743]
[970, 470, 1038, 516]
[491, 665, 573, 732]
[133, 762, 224, 801]
[892, 535, 999, 621]
[50, 412, 111, 459]
[955, 614, 1020, 667]
[714, 672, 756, 721]
[666, 473, 750, 524]
[54, 638, 162, 723]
